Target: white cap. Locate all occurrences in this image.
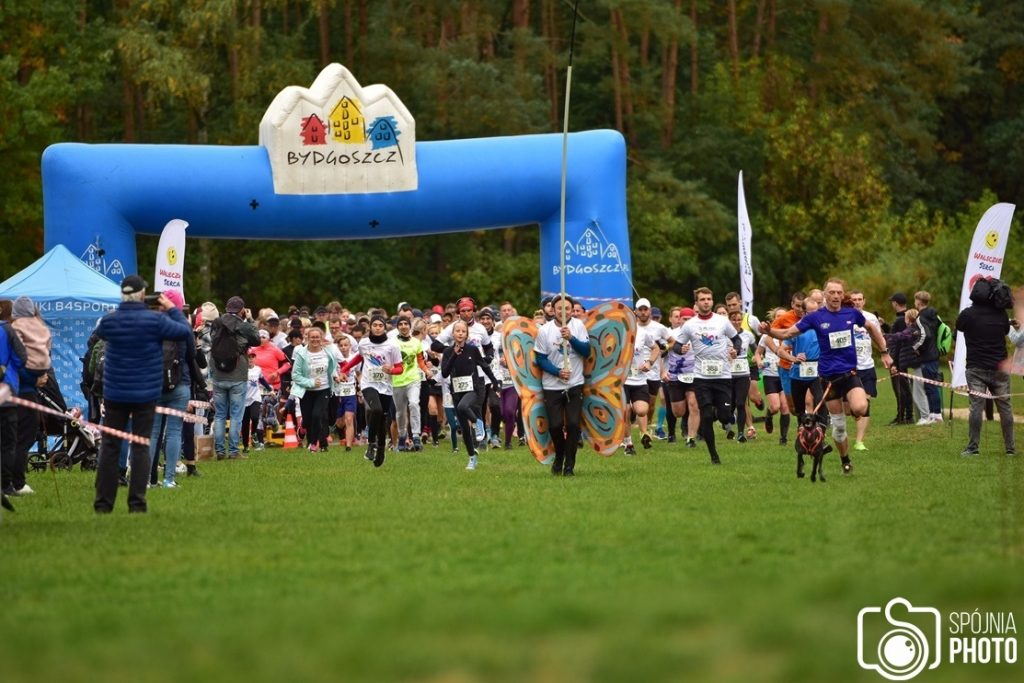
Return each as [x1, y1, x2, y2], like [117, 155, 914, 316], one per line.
[430, 313, 443, 323]
[258, 329, 270, 339]
[635, 298, 651, 309]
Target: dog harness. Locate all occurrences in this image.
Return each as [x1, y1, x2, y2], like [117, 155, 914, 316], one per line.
[797, 424, 826, 455]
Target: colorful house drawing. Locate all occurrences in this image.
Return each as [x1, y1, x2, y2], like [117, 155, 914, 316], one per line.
[367, 116, 401, 150]
[300, 114, 327, 145]
[329, 96, 366, 144]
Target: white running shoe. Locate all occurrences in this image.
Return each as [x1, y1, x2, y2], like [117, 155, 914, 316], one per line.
[929, 413, 943, 423]
[14, 484, 34, 496]
[915, 417, 934, 426]
[466, 455, 477, 471]
[163, 481, 178, 489]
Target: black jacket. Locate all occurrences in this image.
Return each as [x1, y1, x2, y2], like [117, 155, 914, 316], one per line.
[915, 306, 940, 363]
[891, 310, 918, 370]
[955, 303, 1009, 371]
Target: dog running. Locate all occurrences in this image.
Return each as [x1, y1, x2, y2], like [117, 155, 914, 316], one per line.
[795, 412, 832, 483]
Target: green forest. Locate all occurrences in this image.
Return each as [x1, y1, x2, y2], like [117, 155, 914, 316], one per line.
[1, 0, 1022, 317]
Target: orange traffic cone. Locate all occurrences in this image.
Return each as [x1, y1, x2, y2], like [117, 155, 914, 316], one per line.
[283, 415, 299, 450]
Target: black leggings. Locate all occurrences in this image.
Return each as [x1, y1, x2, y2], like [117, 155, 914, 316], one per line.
[241, 402, 263, 448]
[299, 390, 330, 448]
[362, 388, 393, 454]
[544, 385, 584, 471]
[731, 375, 751, 430]
[454, 389, 483, 456]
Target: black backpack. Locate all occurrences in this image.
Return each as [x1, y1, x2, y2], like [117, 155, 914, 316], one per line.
[210, 318, 240, 373]
[88, 339, 106, 398]
[162, 340, 182, 392]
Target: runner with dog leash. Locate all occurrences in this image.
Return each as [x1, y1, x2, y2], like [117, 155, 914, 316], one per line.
[761, 278, 892, 474]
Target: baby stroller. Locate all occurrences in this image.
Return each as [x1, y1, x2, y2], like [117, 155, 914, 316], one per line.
[26, 375, 99, 472]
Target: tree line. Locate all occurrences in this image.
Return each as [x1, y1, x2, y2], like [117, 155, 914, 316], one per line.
[1, 0, 1021, 320]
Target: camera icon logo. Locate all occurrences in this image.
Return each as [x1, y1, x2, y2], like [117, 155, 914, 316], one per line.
[858, 597, 942, 680]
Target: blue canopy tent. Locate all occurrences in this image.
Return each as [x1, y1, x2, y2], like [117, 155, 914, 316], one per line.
[0, 244, 120, 410]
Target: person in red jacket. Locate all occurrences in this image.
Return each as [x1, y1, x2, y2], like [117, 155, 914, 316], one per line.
[251, 329, 291, 391]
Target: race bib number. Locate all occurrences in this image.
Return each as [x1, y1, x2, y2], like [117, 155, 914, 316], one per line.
[699, 359, 724, 376]
[855, 337, 872, 362]
[442, 391, 453, 409]
[678, 372, 694, 384]
[629, 360, 646, 380]
[366, 367, 388, 384]
[452, 375, 474, 393]
[798, 361, 819, 378]
[339, 384, 356, 396]
[730, 358, 748, 374]
[828, 330, 852, 349]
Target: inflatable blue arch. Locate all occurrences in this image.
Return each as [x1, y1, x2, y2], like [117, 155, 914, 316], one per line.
[42, 130, 633, 306]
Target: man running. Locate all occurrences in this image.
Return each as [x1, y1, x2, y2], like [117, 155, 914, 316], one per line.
[761, 279, 892, 474]
[622, 297, 664, 454]
[849, 289, 880, 451]
[674, 287, 741, 465]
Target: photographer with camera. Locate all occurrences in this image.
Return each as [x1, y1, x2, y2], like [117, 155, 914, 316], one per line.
[209, 296, 260, 460]
[93, 275, 193, 513]
[955, 278, 1015, 457]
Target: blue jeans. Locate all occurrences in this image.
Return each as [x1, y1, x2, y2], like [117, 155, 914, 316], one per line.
[920, 360, 942, 414]
[150, 382, 190, 484]
[213, 380, 246, 456]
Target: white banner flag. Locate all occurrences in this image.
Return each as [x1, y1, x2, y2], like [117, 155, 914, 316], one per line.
[154, 218, 188, 296]
[951, 203, 1015, 387]
[737, 171, 754, 313]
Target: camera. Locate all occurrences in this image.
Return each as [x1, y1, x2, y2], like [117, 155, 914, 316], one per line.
[857, 598, 941, 680]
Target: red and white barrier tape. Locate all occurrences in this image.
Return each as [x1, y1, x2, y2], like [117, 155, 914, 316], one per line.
[0, 385, 150, 446]
[156, 405, 208, 424]
[893, 370, 1024, 400]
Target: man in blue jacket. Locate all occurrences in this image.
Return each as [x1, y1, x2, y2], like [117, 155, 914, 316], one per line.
[93, 275, 193, 514]
[1, 313, 25, 511]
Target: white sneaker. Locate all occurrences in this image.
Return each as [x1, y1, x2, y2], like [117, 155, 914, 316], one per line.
[163, 481, 178, 489]
[466, 455, 477, 471]
[175, 462, 187, 474]
[915, 417, 934, 426]
[930, 413, 943, 423]
[14, 484, 34, 496]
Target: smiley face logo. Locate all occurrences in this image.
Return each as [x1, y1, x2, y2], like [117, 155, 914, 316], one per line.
[985, 230, 999, 249]
[166, 247, 177, 265]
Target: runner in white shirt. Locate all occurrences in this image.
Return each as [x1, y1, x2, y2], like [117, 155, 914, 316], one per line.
[726, 310, 758, 443]
[339, 315, 402, 467]
[661, 306, 701, 447]
[752, 309, 792, 445]
[330, 335, 359, 451]
[637, 301, 672, 443]
[725, 291, 763, 439]
[622, 298, 663, 455]
[849, 289, 879, 452]
[533, 294, 591, 476]
[477, 307, 503, 449]
[674, 287, 740, 465]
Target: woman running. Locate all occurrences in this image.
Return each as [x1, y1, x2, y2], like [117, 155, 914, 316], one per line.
[441, 320, 498, 470]
[340, 315, 402, 467]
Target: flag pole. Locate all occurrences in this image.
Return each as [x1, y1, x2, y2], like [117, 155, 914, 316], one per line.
[559, 0, 581, 359]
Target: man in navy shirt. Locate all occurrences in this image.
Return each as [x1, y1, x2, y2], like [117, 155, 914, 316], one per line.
[762, 278, 892, 474]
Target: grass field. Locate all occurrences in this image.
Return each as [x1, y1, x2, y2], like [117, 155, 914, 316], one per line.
[1, 384, 1022, 683]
